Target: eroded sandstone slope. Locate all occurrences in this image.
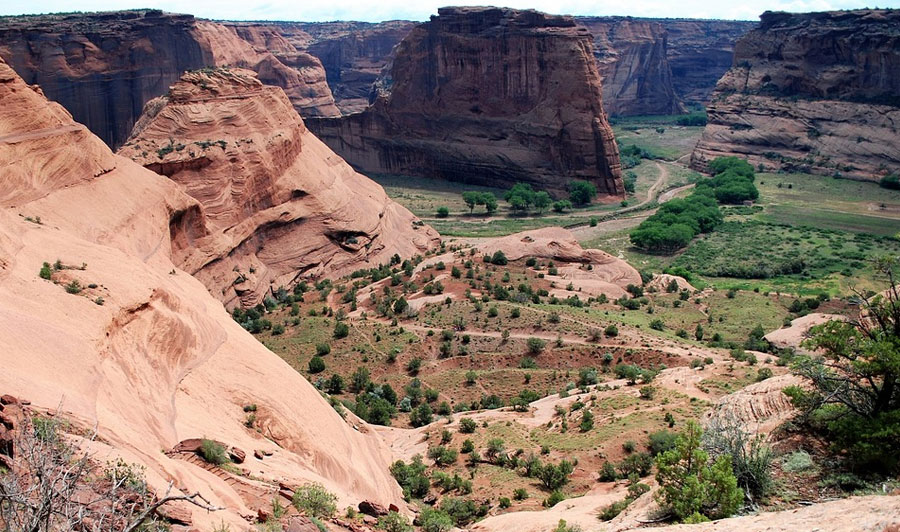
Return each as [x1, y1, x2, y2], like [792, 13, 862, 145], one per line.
[119, 67, 439, 308]
[0, 10, 339, 148]
[692, 9, 900, 180]
[0, 55, 403, 529]
[306, 7, 623, 196]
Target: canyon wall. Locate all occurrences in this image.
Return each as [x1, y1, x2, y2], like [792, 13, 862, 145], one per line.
[692, 9, 900, 180]
[0, 55, 404, 529]
[579, 17, 685, 116]
[653, 19, 755, 103]
[0, 10, 339, 148]
[277, 21, 416, 114]
[306, 7, 624, 196]
[119, 67, 438, 308]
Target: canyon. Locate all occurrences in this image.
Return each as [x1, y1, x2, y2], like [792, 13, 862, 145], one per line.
[0, 10, 339, 149]
[118, 67, 439, 308]
[305, 7, 624, 196]
[692, 9, 900, 180]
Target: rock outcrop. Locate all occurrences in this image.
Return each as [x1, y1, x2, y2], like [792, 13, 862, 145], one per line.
[277, 21, 417, 114]
[654, 19, 755, 103]
[306, 7, 623, 196]
[0, 10, 339, 149]
[578, 17, 685, 116]
[118, 67, 438, 307]
[0, 55, 403, 528]
[692, 9, 900, 180]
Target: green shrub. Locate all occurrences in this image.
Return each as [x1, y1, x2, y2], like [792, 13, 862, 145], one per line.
[419, 508, 454, 532]
[436, 206, 450, 218]
[292, 483, 337, 518]
[648, 430, 677, 456]
[781, 450, 815, 473]
[39, 262, 53, 280]
[459, 418, 477, 433]
[604, 324, 618, 337]
[513, 488, 528, 500]
[333, 322, 350, 339]
[390, 456, 430, 499]
[655, 421, 742, 521]
[199, 439, 227, 465]
[526, 337, 546, 354]
[308, 356, 326, 374]
[316, 343, 331, 356]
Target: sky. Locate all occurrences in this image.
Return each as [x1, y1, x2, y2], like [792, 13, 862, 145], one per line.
[0, 0, 895, 22]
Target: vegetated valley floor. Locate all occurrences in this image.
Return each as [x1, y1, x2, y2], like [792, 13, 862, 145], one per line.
[240, 114, 898, 524]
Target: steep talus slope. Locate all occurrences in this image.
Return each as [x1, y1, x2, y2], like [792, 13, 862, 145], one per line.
[0, 55, 404, 529]
[654, 19, 756, 103]
[578, 17, 685, 116]
[0, 10, 339, 149]
[692, 9, 900, 180]
[306, 7, 623, 196]
[277, 21, 417, 114]
[119, 67, 439, 308]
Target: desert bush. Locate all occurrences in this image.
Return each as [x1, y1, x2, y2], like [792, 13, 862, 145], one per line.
[200, 439, 227, 465]
[292, 483, 337, 518]
[390, 456, 430, 500]
[655, 421, 742, 521]
[308, 356, 326, 374]
[419, 508, 454, 532]
[459, 417, 477, 433]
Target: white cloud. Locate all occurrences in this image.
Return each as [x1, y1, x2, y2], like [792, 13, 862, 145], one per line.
[0, 0, 896, 21]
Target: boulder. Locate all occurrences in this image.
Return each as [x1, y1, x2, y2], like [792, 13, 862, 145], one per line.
[358, 500, 388, 517]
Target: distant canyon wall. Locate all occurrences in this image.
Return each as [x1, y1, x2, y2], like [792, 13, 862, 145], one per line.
[691, 9, 900, 180]
[0, 10, 339, 148]
[305, 7, 624, 196]
[285, 17, 753, 117]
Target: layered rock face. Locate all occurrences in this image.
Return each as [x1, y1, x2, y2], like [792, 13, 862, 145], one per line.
[119, 67, 439, 307]
[277, 21, 417, 114]
[578, 17, 685, 116]
[0, 10, 339, 149]
[0, 56, 403, 528]
[692, 10, 900, 180]
[655, 19, 755, 103]
[306, 7, 624, 196]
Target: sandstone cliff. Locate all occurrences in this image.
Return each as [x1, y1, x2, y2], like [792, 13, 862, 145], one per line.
[277, 21, 416, 114]
[578, 17, 685, 116]
[306, 7, 624, 196]
[0, 55, 403, 528]
[692, 9, 900, 180]
[119, 67, 439, 307]
[0, 10, 339, 148]
[654, 19, 755, 103]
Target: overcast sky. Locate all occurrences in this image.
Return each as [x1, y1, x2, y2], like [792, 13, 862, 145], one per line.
[0, 0, 894, 22]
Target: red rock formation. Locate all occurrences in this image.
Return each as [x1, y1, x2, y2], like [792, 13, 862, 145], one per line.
[276, 21, 416, 114]
[306, 7, 623, 196]
[692, 10, 900, 180]
[579, 17, 685, 116]
[119, 67, 439, 307]
[0, 10, 338, 149]
[653, 19, 755, 103]
[0, 54, 405, 529]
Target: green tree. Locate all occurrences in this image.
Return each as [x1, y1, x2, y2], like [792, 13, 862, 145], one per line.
[654, 421, 742, 521]
[568, 180, 598, 206]
[462, 191, 481, 213]
[787, 258, 900, 471]
[505, 183, 536, 212]
[551, 199, 572, 213]
[537, 460, 575, 491]
[533, 191, 552, 213]
[436, 206, 450, 218]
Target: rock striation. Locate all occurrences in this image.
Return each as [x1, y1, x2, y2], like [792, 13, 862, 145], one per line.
[578, 17, 685, 116]
[0, 55, 404, 528]
[306, 7, 624, 196]
[654, 19, 755, 103]
[692, 9, 900, 180]
[118, 67, 438, 307]
[277, 21, 417, 114]
[0, 10, 339, 149]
